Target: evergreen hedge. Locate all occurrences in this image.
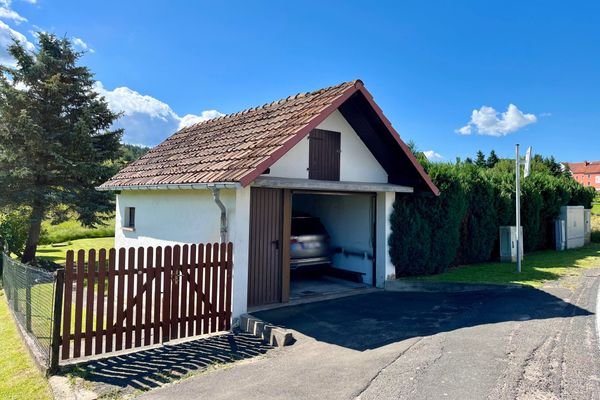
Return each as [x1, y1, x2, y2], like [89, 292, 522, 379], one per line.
[389, 158, 596, 277]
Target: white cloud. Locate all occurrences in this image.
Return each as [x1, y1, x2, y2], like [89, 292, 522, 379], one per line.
[0, 20, 35, 66]
[423, 150, 444, 161]
[0, 6, 26, 23]
[72, 36, 94, 53]
[0, 0, 221, 148]
[94, 82, 223, 146]
[179, 110, 224, 129]
[457, 104, 537, 136]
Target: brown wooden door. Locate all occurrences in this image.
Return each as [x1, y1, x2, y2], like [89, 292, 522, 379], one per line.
[309, 129, 341, 181]
[248, 187, 284, 307]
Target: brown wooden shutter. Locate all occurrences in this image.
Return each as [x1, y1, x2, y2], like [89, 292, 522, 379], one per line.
[308, 129, 341, 181]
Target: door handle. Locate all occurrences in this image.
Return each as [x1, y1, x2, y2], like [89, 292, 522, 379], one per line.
[272, 240, 279, 250]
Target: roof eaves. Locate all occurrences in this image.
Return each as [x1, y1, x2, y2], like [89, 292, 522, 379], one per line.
[356, 85, 441, 196]
[96, 182, 241, 191]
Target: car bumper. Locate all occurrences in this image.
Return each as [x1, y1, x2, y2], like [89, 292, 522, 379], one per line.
[290, 256, 331, 270]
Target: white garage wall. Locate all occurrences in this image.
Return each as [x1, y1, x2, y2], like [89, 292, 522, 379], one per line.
[292, 193, 375, 285]
[266, 109, 388, 183]
[376, 191, 396, 284]
[115, 189, 237, 249]
[115, 188, 252, 320]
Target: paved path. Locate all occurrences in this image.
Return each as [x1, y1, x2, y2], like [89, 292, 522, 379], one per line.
[139, 269, 600, 400]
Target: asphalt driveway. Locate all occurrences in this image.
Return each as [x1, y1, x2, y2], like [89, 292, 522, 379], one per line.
[140, 270, 600, 400]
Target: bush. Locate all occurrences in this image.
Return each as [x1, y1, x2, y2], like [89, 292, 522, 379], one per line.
[389, 157, 596, 277]
[389, 164, 466, 276]
[455, 165, 498, 264]
[0, 208, 30, 257]
[592, 215, 600, 243]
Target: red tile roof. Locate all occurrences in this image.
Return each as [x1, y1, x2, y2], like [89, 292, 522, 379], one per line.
[567, 161, 600, 175]
[99, 80, 439, 195]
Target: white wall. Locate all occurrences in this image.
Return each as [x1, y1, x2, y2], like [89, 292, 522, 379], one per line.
[231, 187, 251, 320]
[292, 193, 375, 285]
[115, 189, 237, 249]
[115, 188, 251, 321]
[376, 191, 395, 285]
[267, 110, 388, 183]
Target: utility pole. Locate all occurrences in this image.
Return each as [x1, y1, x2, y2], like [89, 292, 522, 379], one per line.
[515, 144, 521, 273]
[515, 145, 532, 273]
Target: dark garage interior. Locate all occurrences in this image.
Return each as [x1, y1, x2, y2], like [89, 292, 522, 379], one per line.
[289, 191, 375, 300]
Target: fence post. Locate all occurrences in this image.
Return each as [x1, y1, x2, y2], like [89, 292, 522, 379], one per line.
[13, 261, 19, 313]
[25, 267, 32, 332]
[49, 269, 65, 374]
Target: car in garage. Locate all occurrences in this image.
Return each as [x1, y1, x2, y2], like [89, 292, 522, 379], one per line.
[290, 214, 331, 270]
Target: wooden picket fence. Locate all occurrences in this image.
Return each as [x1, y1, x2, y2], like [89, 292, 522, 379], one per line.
[60, 242, 233, 361]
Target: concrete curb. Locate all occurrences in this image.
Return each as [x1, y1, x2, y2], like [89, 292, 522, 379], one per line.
[239, 314, 294, 348]
[385, 280, 529, 293]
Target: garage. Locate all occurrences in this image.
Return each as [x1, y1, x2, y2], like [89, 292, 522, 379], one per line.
[105, 80, 440, 318]
[246, 181, 407, 310]
[290, 191, 375, 298]
[247, 187, 377, 309]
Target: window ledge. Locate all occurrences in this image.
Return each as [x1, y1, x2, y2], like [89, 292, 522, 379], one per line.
[122, 226, 136, 232]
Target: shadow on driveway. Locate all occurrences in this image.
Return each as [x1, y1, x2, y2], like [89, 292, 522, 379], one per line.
[253, 288, 592, 351]
[60, 332, 272, 395]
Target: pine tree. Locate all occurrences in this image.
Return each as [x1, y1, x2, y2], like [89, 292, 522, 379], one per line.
[487, 150, 499, 168]
[475, 150, 487, 167]
[0, 34, 122, 263]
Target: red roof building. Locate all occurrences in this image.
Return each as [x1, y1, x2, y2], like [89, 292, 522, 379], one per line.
[567, 161, 600, 190]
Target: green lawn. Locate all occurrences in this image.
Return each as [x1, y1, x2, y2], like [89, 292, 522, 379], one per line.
[0, 291, 52, 400]
[411, 243, 600, 287]
[593, 203, 600, 215]
[40, 215, 114, 245]
[37, 237, 115, 265]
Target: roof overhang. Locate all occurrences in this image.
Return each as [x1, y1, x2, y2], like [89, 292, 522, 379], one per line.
[96, 182, 241, 191]
[238, 81, 440, 196]
[251, 177, 413, 193]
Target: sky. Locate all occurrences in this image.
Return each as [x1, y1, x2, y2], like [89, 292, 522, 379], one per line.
[1, 0, 599, 163]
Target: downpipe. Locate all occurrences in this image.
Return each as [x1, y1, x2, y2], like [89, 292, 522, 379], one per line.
[211, 187, 228, 243]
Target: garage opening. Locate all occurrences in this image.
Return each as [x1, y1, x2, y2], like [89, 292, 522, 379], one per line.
[290, 191, 375, 300]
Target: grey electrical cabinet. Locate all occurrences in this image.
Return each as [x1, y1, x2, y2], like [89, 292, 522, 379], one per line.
[584, 209, 592, 245]
[555, 219, 566, 251]
[499, 226, 523, 262]
[559, 206, 585, 249]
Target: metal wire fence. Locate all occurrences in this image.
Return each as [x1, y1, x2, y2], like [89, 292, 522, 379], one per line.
[2, 253, 57, 367]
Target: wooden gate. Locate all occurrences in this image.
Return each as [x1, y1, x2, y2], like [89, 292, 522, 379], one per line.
[60, 242, 233, 361]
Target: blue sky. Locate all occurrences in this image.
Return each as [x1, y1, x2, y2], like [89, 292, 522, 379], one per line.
[1, 0, 599, 162]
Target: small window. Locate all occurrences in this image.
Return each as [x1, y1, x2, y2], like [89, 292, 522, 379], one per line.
[124, 207, 136, 229]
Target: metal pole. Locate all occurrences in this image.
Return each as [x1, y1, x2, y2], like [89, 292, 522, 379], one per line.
[515, 144, 521, 273]
[25, 267, 32, 332]
[49, 269, 65, 374]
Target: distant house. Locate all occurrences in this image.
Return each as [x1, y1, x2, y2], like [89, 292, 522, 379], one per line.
[98, 80, 439, 318]
[566, 161, 600, 191]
